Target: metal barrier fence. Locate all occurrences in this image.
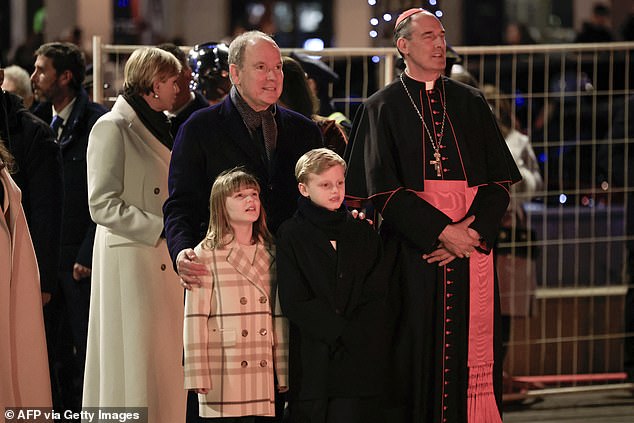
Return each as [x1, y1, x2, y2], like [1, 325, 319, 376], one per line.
[92, 37, 634, 397]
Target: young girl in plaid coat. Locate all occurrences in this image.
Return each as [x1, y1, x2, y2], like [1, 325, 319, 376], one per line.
[183, 168, 289, 420]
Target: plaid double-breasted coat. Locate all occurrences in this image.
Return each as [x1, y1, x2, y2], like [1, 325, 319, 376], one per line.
[184, 238, 289, 418]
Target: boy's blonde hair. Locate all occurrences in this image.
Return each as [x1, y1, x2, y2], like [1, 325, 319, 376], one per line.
[202, 167, 272, 249]
[295, 148, 346, 184]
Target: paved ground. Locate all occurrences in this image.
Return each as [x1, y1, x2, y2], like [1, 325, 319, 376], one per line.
[503, 389, 634, 422]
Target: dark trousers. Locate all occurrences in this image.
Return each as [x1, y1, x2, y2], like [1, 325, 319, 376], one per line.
[44, 271, 91, 413]
[288, 397, 383, 423]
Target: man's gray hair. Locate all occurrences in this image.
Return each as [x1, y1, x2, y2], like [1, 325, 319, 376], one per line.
[393, 18, 416, 47]
[2, 65, 33, 100]
[228, 31, 278, 69]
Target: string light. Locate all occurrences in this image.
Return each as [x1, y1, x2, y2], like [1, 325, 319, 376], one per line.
[367, 0, 444, 41]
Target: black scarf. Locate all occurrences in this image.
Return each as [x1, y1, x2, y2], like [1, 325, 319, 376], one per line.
[297, 195, 348, 240]
[230, 86, 278, 160]
[123, 93, 173, 150]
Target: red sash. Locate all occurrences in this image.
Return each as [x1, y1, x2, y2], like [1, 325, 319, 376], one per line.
[417, 180, 501, 423]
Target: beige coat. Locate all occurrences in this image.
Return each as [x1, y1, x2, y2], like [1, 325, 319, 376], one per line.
[0, 168, 51, 410]
[184, 239, 288, 418]
[83, 96, 186, 422]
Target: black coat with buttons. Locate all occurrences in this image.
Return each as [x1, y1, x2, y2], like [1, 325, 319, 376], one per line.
[33, 89, 107, 270]
[276, 199, 390, 400]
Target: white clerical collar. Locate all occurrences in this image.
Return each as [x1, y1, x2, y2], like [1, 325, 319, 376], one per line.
[403, 69, 439, 91]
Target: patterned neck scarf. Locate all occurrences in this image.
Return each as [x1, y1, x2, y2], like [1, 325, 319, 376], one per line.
[230, 86, 277, 160]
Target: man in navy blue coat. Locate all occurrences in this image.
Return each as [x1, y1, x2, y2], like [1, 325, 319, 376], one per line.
[31, 42, 107, 413]
[163, 30, 322, 422]
[164, 30, 322, 277]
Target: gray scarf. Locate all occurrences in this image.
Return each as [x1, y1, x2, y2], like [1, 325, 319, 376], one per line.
[230, 86, 277, 160]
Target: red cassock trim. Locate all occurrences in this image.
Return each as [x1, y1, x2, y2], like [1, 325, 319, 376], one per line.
[416, 180, 502, 423]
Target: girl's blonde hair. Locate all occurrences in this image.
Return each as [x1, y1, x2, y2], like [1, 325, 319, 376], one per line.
[122, 47, 181, 96]
[202, 167, 272, 249]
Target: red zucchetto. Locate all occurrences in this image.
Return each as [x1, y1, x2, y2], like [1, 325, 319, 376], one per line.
[394, 8, 426, 30]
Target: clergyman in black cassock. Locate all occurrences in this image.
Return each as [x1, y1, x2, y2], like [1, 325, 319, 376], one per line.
[345, 9, 522, 423]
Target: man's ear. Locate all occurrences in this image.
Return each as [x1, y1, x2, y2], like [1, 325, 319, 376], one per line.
[396, 37, 408, 56]
[229, 64, 239, 85]
[58, 69, 73, 87]
[298, 182, 310, 198]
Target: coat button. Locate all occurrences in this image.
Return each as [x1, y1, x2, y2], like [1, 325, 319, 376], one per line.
[259, 360, 267, 367]
[153, 187, 160, 194]
[160, 264, 166, 271]
[259, 296, 267, 304]
[259, 328, 267, 336]
[241, 361, 248, 368]
[240, 297, 248, 305]
[242, 330, 248, 337]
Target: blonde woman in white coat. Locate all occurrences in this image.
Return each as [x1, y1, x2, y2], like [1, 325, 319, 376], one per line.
[83, 47, 186, 422]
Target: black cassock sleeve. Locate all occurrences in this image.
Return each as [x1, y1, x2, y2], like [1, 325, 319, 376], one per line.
[346, 80, 521, 254]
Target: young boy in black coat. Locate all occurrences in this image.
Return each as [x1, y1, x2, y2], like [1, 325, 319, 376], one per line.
[276, 148, 389, 423]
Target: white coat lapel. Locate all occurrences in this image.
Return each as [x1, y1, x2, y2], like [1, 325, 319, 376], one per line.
[112, 96, 171, 167]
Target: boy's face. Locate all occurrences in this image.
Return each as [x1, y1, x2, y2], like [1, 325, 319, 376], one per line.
[298, 164, 345, 211]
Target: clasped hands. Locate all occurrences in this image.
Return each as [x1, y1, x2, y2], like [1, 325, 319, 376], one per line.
[422, 215, 481, 266]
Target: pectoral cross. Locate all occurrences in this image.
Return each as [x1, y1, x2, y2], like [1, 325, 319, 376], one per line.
[430, 150, 442, 177]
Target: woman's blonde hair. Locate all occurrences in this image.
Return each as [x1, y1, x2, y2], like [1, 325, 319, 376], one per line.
[122, 47, 181, 96]
[203, 167, 272, 249]
[295, 148, 346, 184]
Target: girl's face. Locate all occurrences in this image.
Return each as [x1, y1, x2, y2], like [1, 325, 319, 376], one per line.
[225, 186, 261, 227]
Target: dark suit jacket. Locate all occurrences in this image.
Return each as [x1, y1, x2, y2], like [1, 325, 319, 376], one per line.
[33, 89, 107, 270]
[276, 202, 390, 400]
[1, 91, 63, 293]
[163, 94, 323, 265]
